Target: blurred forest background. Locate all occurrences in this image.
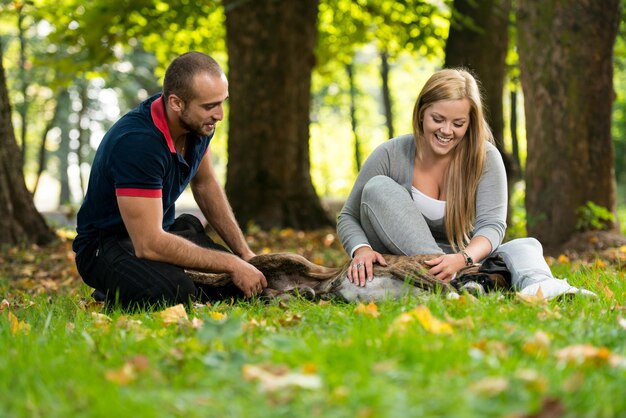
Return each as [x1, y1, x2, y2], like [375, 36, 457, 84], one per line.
[0, 0, 625, 254]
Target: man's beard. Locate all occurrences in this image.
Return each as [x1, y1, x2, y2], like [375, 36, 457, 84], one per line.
[180, 110, 215, 137]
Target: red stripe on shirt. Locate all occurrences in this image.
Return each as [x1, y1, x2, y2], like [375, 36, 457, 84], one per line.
[116, 188, 163, 198]
[150, 96, 176, 153]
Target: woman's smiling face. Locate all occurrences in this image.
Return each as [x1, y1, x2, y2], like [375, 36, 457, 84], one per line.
[421, 98, 471, 157]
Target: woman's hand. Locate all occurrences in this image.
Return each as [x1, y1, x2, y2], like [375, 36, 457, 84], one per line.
[348, 247, 388, 287]
[424, 253, 467, 282]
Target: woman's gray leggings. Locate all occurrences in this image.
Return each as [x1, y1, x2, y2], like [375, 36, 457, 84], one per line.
[359, 175, 554, 289]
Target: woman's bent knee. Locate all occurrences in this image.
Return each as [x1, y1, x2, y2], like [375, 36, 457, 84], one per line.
[362, 175, 404, 205]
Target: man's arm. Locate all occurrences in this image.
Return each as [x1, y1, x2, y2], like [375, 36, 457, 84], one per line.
[117, 195, 266, 297]
[190, 148, 255, 260]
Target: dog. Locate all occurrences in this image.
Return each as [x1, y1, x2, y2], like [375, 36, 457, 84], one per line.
[186, 253, 510, 302]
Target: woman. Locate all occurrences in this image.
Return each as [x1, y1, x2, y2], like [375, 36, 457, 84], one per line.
[337, 68, 593, 299]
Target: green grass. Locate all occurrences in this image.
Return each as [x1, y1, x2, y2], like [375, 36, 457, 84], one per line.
[2, 262, 626, 418]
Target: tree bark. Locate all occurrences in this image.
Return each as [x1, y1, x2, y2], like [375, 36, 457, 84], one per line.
[346, 62, 362, 173]
[444, 0, 517, 223]
[517, 0, 620, 251]
[224, 0, 332, 230]
[380, 50, 394, 140]
[0, 42, 55, 245]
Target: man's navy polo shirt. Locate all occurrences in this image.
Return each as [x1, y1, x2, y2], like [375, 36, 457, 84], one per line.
[72, 93, 212, 254]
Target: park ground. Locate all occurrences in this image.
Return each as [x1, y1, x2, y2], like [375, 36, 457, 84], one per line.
[1, 223, 626, 417]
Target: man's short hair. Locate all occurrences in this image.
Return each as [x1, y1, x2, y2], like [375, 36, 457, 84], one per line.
[163, 52, 224, 103]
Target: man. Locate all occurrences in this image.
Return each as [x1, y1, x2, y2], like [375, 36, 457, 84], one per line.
[73, 52, 267, 308]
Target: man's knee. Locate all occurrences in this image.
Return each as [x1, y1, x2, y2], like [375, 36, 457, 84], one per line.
[169, 213, 205, 234]
[145, 275, 197, 306]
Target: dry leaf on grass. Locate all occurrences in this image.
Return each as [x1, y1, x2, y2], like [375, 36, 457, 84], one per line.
[242, 363, 322, 392]
[159, 304, 189, 325]
[556, 344, 626, 368]
[515, 287, 547, 305]
[388, 306, 453, 335]
[469, 376, 509, 397]
[105, 355, 150, 386]
[515, 369, 548, 393]
[278, 312, 302, 326]
[522, 331, 551, 357]
[353, 302, 380, 318]
[8, 311, 30, 336]
[91, 312, 113, 329]
[208, 311, 227, 321]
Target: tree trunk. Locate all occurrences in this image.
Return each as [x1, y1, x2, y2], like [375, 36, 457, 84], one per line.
[346, 62, 362, 173]
[444, 0, 517, 223]
[0, 42, 55, 245]
[517, 0, 620, 251]
[224, 0, 331, 230]
[509, 88, 521, 180]
[17, 7, 29, 168]
[380, 50, 394, 140]
[57, 89, 71, 206]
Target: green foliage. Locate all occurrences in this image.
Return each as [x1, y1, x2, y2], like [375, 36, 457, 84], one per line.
[575, 201, 615, 232]
[316, 0, 447, 69]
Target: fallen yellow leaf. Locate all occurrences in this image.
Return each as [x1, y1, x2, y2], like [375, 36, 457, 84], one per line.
[8, 311, 30, 336]
[278, 312, 303, 326]
[515, 287, 547, 305]
[242, 363, 322, 392]
[522, 331, 551, 357]
[208, 311, 227, 321]
[105, 355, 150, 385]
[556, 344, 626, 368]
[557, 254, 570, 264]
[413, 305, 453, 334]
[354, 302, 380, 318]
[387, 306, 453, 335]
[105, 363, 136, 385]
[600, 284, 615, 300]
[387, 312, 415, 334]
[470, 377, 509, 397]
[515, 369, 548, 393]
[191, 317, 205, 328]
[444, 312, 475, 329]
[91, 312, 113, 329]
[159, 304, 189, 325]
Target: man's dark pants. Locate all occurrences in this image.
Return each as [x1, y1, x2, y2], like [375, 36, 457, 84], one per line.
[75, 214, 242, 308]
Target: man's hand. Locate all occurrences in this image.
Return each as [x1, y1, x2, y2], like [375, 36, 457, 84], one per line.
[230, 259, 268, 297]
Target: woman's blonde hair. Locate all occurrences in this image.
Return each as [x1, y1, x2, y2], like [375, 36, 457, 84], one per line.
[412, 68, 494, 251]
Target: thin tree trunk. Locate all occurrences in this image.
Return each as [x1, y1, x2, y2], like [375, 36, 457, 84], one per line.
[32, 114, 54, 195]
[346, 62, 362, 173]
[380, 50, 394, 140]
[224, 0, 331, 230]
[17, 7, 29, 168]
[75, 81, 89, 196]
[509, 88, 521, 180]
[517, 0, 620, 251]
[0, 40, 55, 245]
[57, 90, 71, 207]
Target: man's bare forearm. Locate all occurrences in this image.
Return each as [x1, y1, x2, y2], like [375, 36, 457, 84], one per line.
[192, 181, 253, 258]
